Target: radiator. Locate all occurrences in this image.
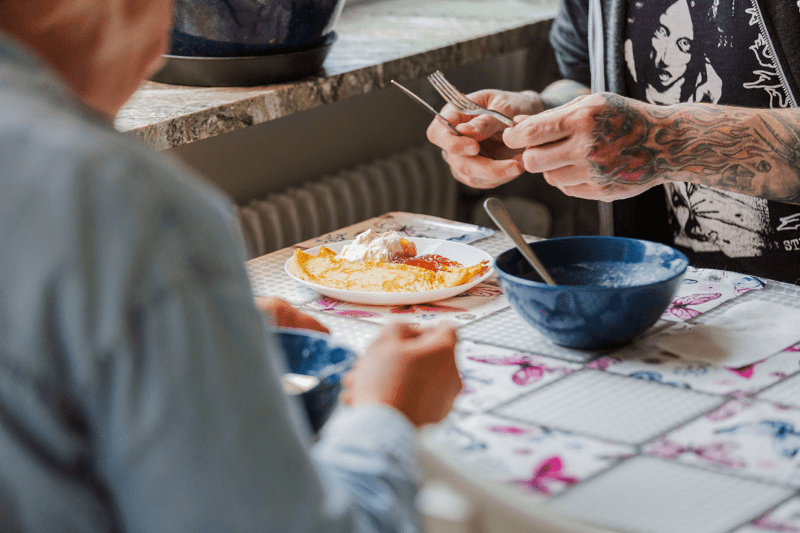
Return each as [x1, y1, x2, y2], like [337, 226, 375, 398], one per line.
[236, 143, 459, 258]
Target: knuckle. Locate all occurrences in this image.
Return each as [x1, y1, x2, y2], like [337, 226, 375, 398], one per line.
[518, 122, 541, 142]
[522, 150, 539, 172]
[585, 92, 605, 106]
[452, 159, 471, 178]
[572, 105, 595, 125]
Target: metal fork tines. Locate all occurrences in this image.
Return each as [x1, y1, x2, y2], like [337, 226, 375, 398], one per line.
[427, 70, 515, 126]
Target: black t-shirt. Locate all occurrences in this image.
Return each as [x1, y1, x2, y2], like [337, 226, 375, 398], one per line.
[621, 0, 800, 284]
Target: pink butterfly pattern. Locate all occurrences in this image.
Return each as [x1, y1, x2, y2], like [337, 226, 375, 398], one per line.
[314, 297, 381, 319]
[706, 401, 753, 422]
[489, 425, 533, 435]
[454, 343, 583, 414]
[586, 356, 621, 371]
[659, 268, 765, 323]
[301, 280, 509, 328]
[745, 497, 800, 533]
[590, 344, 800, 398]
[647, 438, 746, 468]
[512, 456, 580, 495]
[727, 362, 760, 379]
[466, 353, 572, 386]
[644, 401, 800, 487]
[664, 292, 722, 320]
[426, 414, 635, 502]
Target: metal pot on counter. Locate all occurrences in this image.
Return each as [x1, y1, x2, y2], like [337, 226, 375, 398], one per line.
[151, 0, 345, 86]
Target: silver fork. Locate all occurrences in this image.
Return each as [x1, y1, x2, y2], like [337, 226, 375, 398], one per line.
[390, 79, 462, 136]
[391, 79, 490, 157]
[427, 70, 516, 126]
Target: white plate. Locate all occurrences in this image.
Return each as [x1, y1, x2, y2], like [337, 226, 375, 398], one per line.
[285, 237, 494, 305]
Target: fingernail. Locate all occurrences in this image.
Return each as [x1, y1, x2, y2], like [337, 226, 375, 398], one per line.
[465, 144, 479, 156]
[506, 164, 521, 178]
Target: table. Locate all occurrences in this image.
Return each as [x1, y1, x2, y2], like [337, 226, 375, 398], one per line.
[246, 211, 800, 533]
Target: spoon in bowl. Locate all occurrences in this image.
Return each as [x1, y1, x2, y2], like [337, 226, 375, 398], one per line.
[280, 357, 356, 395]
[281, 373, 320, 395]
[483, 197, 556, 286]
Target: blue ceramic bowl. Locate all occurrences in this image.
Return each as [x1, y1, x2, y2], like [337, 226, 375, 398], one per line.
[170, 0, 346, 57]
[276, 327, 357, 433]
[494, 236, 688, 350]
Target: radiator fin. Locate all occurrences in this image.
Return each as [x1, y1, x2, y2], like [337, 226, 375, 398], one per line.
[237, 143, 458, 258]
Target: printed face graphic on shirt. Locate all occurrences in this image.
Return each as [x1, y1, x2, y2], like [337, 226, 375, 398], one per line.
[624, 0, 798, 282]
[649, 0, 693, 92]
[625, 0, 722, 104]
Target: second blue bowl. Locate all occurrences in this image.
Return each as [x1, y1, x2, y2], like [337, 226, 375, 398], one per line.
[276, 327, 357, 433]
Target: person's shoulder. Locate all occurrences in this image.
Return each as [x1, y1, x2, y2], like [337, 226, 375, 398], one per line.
[92, 124, 234, 229]
[1, 77, 242, 270]
[3, 80, 232, 225]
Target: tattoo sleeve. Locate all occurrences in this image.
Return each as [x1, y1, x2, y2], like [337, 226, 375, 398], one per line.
[587, 93, 800, 205]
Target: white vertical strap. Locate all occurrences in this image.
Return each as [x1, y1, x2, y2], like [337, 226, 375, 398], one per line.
[589, 0, 614, 236]
[588, 0, 606, 93]
[597, 202, 614, 236]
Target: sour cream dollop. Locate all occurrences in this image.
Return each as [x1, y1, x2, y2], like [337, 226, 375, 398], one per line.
[340, 229, 414, 262]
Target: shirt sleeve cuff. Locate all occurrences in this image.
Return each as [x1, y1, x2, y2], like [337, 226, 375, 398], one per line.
[315, 403, 418, 472]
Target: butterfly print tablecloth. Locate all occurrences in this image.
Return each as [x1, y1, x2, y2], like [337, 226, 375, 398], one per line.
[246, 212, 800, 533]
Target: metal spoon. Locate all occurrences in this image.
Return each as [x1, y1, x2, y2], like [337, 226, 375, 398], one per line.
[483, 197, 556, 285]
[281, 373, 320, 395]
[280, 357, 355, 395]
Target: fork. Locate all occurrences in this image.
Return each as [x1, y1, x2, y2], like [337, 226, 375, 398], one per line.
[391, 79, 490, 157]
[427, 70, 516, 127]
[390, 79, 463, 137]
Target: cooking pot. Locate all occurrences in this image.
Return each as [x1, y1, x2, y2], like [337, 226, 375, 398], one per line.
[169, 0, 346, 57]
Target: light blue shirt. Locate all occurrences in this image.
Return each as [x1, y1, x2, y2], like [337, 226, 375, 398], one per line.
[0, 34, 420, 533]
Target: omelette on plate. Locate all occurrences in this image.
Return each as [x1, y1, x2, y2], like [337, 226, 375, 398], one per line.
[287, 246, 488, 293]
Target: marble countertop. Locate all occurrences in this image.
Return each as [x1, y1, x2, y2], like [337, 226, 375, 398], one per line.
[115, 0, 558, 151]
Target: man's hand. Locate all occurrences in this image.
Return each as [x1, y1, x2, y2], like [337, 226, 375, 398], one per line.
[426, 89, 543, 189]
[254, 297, 329, 334]
[340, 322, 461, 427]
[503, 92, 668, 201]
[503, 92, 800, 204]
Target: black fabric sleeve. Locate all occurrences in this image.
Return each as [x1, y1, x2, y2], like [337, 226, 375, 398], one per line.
[548, 0, 592, 87]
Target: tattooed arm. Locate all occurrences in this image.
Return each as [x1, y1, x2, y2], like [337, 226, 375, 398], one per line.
[633, 100, 800, 204]
[426, 80, 591, 189]
[502, 92, 800, 205]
